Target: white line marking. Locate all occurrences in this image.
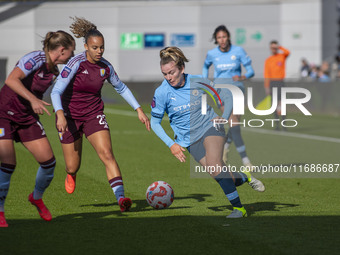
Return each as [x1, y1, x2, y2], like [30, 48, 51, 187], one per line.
[243, 127, 340, 144]
[105, 108, 169, 120]
[105, 108, 340, 144]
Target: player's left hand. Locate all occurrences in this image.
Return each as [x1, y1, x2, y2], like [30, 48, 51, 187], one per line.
[232, 75, 246, 81]
[136, 107, 151, 131]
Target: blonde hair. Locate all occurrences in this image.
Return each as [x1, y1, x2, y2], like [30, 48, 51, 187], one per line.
[69, 16, 103, 43]
[42, 30, 74, 75]
[159, 47, 189, 69]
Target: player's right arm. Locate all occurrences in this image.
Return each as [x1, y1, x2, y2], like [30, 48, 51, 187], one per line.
[150, 88, 186, 162]
[51, 55, 80, 135]
[263, 58, 271, 95]
[279, 46, 290, 58]
[5, 52, 51, 115]
[202, 52, 213, 78]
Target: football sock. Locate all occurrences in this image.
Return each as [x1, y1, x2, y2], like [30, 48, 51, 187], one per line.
[242, 157, 251, 165]
[0, 163, 16, 212]
[214, 172, 242, 208]
[224, 141, 231, 151]
[230, 126, 248, 159]
[226, 129, 232, 144]
[109, 176, 125, 202]
[232, 172, 248, 187]
[33, 157, 56, 200]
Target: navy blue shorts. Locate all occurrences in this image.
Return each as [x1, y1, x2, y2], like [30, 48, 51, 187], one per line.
[187, 126, 225, 162]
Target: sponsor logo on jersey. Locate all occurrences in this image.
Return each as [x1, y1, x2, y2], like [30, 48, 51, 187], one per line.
[7, 111, 14, 116]
[61, 66, 72, 78]
[217, 63, 236, 70]
[231, 55, 236, 60]
[82, 69, 89, 74]
[0, 128, 4, 137]
[170, 97, 176, 101]
[24, 58, 36, 70]
[151, 97, 156, 108]
[100, 69, 106, 77]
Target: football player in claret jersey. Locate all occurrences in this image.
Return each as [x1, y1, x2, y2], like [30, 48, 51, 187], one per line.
[51, 17, 150, 212]
[202, 25, 255, 168]
[151, 47, 264, 218]
[0, 31, 75, 227]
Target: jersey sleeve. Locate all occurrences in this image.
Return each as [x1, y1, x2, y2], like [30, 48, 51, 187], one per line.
[264, 58, 271, 79]
[150, 87, 166, 119]
[16, 51, 45, 77]
[50, 56, 81, 112]
[202, 52, 213, 78]
[151, 116, 175, 148]
[239, 48, 254, 79]
[279, 46, 290, 58]
[105, 62, 140, 110]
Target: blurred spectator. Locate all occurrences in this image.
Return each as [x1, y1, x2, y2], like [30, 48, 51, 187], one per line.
[320, 60, 329, 73]
[318, 69, 331, 82]
[300, 58, 310, 78]
[307, 61, 331, 82]
[331, 54, 340, 80]
[309, 64, 318, 80]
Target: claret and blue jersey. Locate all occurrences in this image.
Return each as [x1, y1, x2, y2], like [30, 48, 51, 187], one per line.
[51, 51, 140, 120]
[0, 51, 55, 125]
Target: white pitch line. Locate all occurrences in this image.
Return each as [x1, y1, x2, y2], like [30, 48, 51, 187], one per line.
[105, 108, 169, 120]
[243, 127, 340, 144]
[105, 108, 340, 144]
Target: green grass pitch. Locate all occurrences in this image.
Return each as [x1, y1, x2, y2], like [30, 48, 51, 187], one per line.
[1, 103, 339, 255]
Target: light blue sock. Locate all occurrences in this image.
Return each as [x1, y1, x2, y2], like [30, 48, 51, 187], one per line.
[214, 172, 242, 208]
[0, 163, 16, 212]
[109, 176, 125, 202]
[33, 157, 55, 200]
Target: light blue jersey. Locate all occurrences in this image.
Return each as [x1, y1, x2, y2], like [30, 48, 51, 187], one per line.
[202, 45, 254, 90]
[151, 74, 232, 148]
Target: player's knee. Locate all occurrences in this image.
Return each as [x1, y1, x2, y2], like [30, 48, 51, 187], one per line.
[65, 161, 81, 175]
[98, 149, 115, 163]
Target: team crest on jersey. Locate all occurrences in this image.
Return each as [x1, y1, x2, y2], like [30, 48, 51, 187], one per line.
[24, 58, 36, 70]
[192, 89, 199, 96]
[100, 69, 106, 77]
[151, 97, 156, 108]
[231, 55, 236, 60]
[0, 128, 4, 137]
[61, 66, 72, 78]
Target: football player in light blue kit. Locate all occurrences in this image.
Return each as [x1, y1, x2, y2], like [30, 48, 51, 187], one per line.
[151, 47, 264, 218]
[203, 25, 255, 168]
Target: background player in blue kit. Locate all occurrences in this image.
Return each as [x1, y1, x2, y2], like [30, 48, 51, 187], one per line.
[151, 47, 264, 218]
[0, 31, 75, 227]
[202, 25, 255, 168]
[51, 17, 150, 212]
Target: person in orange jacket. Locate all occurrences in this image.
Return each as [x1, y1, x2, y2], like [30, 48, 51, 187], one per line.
[264, 40, 290, 129]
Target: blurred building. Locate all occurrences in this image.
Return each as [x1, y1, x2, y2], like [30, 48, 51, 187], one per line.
[0, 0, 338, 81]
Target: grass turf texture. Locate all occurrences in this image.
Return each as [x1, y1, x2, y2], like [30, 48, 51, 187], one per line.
[1, 104, 339, 255]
